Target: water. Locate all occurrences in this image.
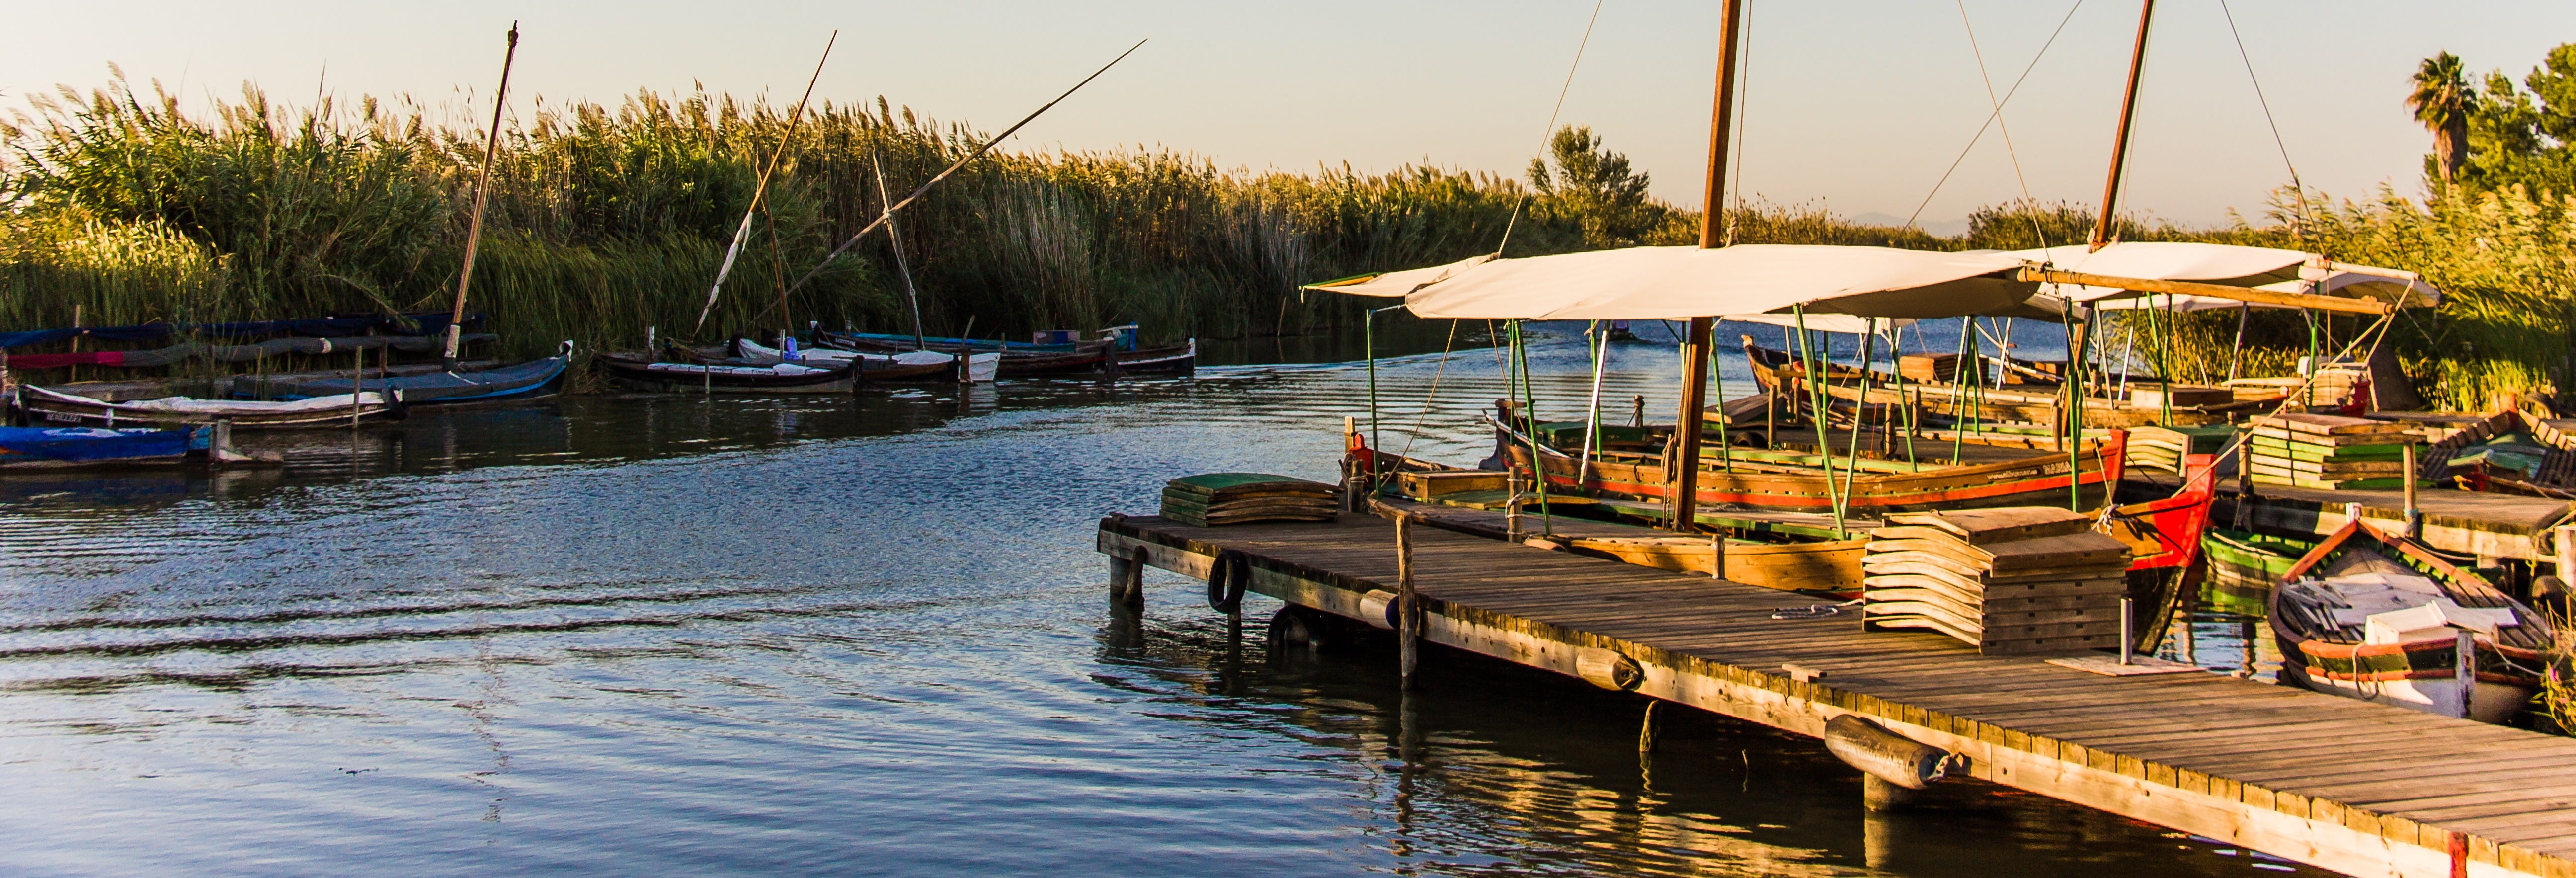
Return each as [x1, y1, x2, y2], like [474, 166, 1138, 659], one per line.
[0, 329, 2321, 877]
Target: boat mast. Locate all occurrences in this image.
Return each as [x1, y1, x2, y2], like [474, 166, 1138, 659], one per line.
[1671, 0, 1744, 533]
[871, 151, 928, 351]
[2090, 0, 2156, 252]
[444, 22, 519, 371]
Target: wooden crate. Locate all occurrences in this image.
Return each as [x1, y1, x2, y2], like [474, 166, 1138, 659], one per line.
[1399, 470, 1509, 499]
[1899, 353, 1964, 383]
[2128, 385, 2235, 409]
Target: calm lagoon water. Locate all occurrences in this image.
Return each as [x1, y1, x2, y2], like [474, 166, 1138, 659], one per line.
[0, 322, 2316, 876]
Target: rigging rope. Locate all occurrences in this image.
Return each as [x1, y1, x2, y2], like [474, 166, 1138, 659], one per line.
[1952, 0, 2056, 250]
[1725, 0, 1755, 245]
[1496, 0, 1610, 257]
[1907, 0, 2087, 232]
[1396, 319, 1463, 459]
[2216, 0, 2312, 241]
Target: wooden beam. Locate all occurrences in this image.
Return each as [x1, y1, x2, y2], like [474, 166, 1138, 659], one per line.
[2017, 267, 2394, 315]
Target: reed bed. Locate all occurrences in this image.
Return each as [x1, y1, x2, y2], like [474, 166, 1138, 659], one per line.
[2, 77, 2568, 412]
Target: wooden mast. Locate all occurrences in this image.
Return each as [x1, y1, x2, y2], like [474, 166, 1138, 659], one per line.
[1670, 0, 1745, 532]
[2090, 0, 2156, 251]
[444, 22, 519, 370]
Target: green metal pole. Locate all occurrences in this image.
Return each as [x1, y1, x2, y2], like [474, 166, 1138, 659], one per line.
[1366, 307, 1380, 454]
[1793, 307, 1846, 535]
[1511, 319, 1553, 534]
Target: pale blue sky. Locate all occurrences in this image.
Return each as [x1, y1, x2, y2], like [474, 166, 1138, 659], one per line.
[7, 1, 2573, 227]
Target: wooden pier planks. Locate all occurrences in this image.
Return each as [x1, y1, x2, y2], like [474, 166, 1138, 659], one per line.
[1099, 512, 2576, 878]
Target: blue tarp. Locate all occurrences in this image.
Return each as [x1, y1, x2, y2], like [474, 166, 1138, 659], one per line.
[0, 312, 486, 350]
[0, 426, 192, 464]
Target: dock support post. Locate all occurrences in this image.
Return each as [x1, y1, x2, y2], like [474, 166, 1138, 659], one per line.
[1637, 701, 1660, 754]
[211, 417, 234, 468]
[1397, 514, 1419, 690]
[2404, 442, 2422, 539]
[1108, 550, 1143, 608]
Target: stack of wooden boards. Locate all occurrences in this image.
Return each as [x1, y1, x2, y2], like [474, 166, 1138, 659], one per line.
[2126, 424, 2234, 473]
[1860, 507, 2131, 655]
[1161, 473, 1339, 527]
[2248, 413, 2421, 490]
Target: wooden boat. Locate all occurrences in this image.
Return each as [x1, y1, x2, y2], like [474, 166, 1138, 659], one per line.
[732, 338, 993, 382]
[2268, 518, 2552, 723]
[816, 329, 1113, 377]
[2202, 528, 2314, 596]
[1114, 338, 1196, 374]
[235, 352, 568, 405]
[1507, 428, 2128, 515]
[0, 425, 193, 469]
[595, 354, 857, 394]
[2094, 455, 2220, 651]
[16, 384, 405, 430]
[1742, 336, 2273, 429]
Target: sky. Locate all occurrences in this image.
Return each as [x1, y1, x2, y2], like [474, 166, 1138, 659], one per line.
[6, 0, 2574, 229]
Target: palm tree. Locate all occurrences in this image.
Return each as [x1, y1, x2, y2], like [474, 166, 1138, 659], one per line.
[2406, 52, 2474, 183]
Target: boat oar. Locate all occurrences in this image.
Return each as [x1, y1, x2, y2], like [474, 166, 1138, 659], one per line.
[774, 39, 1147, 301]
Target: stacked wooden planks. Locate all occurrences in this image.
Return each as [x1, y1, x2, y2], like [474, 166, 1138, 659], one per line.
[1160, 473, 1339, 527]
[1897, 352, 1965, 383]
[1859, 507, 2130, 655]
[2248, 413, 2421, 490]
[2125, 424, 2233, 473]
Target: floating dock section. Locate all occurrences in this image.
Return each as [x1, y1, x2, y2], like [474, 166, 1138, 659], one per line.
[1099, 509, 2576, 878]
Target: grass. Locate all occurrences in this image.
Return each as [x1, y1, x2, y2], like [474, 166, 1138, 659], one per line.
[2, 76, 2570, 412]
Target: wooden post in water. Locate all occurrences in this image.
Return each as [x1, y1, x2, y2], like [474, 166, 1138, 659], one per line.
[2090, 0, 2156, 252]
[1397, 513, 1419, 690]
[69, 304, 82, 384]
[2404, 442, 2422, 538]
[1671, 0, 1745, 533]
[351, 347, 363, 429]
[444, 23, 519, 370]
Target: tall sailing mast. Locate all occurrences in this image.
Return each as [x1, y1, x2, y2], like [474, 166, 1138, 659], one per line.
[442, 23, 519, 371]
[2090, 0, 2157, 251]
[1669, 0, 1746, 532]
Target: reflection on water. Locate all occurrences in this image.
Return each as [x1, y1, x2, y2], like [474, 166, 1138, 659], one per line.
[0, 328, 2323, 876]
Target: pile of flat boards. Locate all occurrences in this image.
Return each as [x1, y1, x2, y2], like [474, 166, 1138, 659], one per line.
[2248, 413, 2420, 490]
[1860, 506, 2131, 655]
[1161, 473, 1339, 527]
[2126, 424, 2233, 473]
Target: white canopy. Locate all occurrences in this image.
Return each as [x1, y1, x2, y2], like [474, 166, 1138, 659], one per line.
[1303, 245, 2038, 320]
[2008, 242, 2441, 311]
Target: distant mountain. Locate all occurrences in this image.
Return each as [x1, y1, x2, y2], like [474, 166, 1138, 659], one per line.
[1848, 212, 1968, 238]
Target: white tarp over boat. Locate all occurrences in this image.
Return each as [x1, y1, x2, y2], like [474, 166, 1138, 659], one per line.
[2009, 242, 2441, 312]
[1303, 245, 2037, 320]
[27, 385, 392, 413]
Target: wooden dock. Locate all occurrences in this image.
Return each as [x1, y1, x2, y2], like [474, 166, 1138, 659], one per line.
[1099, 508, 2576, 878]
[2213, 480, 2571, 564]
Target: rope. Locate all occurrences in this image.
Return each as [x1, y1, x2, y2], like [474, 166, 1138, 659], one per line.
[2216, 0, 2312, 241]
[1907, 0, 2087, 233]
[1725, 0, 1756, 245]
[1497, 0, 1610, 257]
[1396, 319, 1463, 459]
[1953, 0, 2054, 250]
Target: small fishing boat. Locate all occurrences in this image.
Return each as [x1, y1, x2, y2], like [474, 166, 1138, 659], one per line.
[0, 425, 194, 469]
[1507, 427, 2128, 515]
[732, 338, 998, 383]
[1741, 336, 2270, 429]
[595, 353, 857, 394]
[1113, 338, 1197, 374]
[2202, 528, 2314, 594]
[2268, 517, 2552, 723]
[235, 347, 569, 405]
[16, 384, 405, 430]
[816, 328, 1115, 378]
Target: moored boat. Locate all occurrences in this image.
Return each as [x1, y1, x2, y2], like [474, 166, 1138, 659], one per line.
[595, 354, 857, 394]
[2268, 517, 2552, 723]
[0, 425, 195, 469]
[17, 384, 405, 430]
[235, 348, 569, 405]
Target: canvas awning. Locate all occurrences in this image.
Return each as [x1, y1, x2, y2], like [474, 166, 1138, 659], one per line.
[2007, 242, 2440, 311]
[1301, 245, 2039, 320]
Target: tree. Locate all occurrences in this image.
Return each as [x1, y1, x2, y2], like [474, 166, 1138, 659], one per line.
[1527, 125, 1665, 249]
[2407, 52, 2475, 183]
[2460, 44, 2576, 197]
